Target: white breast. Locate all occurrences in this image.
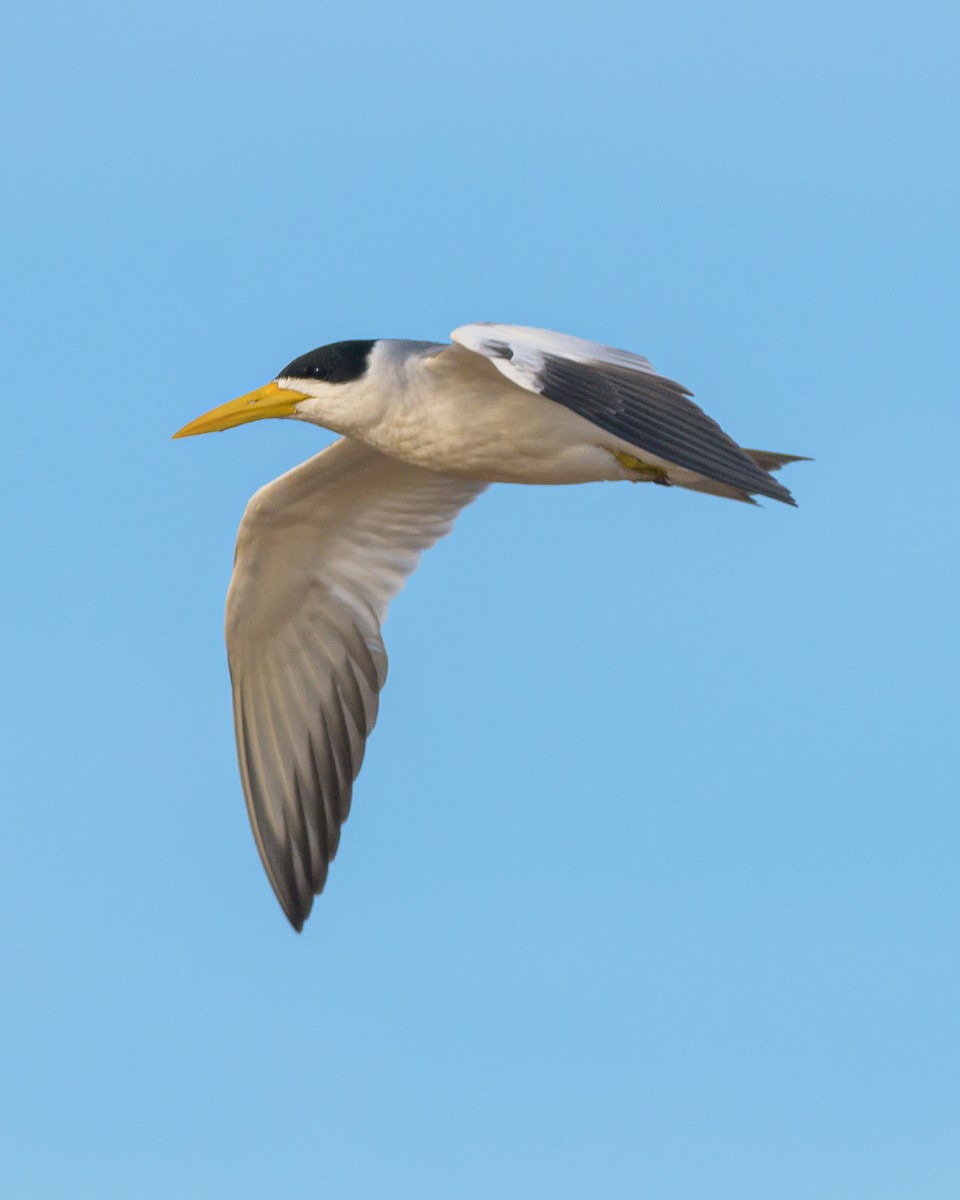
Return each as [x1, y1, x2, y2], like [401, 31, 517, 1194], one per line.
[360, 344, 626, 484]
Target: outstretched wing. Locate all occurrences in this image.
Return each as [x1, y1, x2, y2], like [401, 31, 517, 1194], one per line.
[226, 437, 486, 929]
[451, 323, 795, 505]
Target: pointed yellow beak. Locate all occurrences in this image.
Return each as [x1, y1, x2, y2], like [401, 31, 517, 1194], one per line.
[172, 381, 310, 439]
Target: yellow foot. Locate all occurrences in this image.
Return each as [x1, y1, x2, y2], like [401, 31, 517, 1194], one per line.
[614, 451, 670, 484]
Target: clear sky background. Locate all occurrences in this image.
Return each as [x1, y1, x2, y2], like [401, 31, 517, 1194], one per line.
[2, 1, 958, 1196]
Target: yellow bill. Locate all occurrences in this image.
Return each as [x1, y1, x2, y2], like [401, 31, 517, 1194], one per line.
[172, 381, 310, 439]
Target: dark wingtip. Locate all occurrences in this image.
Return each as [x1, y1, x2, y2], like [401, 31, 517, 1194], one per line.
[268, 861, 313, 931]
[740, 450, 806, 507]
[771, 480, 799, 507]
[281, 896, 308, 933]
[753, 476, 798, 507]
[263, 859, 313, 931]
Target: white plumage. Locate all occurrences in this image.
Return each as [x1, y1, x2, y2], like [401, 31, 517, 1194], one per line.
[175, 323, 805, 928]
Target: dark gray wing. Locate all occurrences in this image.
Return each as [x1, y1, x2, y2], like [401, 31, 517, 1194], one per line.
[227, 438, 485, 929]
[451, 323, 796, 505]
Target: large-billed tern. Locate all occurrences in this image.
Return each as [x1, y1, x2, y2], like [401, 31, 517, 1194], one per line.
[175, 323, 806, 930]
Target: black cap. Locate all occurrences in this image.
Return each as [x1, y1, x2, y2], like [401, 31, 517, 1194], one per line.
[277, 340, 376, 384]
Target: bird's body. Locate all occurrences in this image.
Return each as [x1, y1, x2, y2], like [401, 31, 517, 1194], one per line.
[175, 323, 807, 929]
[324, 339, 636, 484]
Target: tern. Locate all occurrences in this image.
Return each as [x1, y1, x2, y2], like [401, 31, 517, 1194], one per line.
[175, 323, 806, 929]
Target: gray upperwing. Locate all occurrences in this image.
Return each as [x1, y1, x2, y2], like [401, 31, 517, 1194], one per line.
[536, 355, 797, 506]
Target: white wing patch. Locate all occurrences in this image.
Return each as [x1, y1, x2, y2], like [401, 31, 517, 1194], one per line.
[451, 322, 659, 389]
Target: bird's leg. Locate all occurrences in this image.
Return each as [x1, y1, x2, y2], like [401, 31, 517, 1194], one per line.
[613, 451, 671, 485]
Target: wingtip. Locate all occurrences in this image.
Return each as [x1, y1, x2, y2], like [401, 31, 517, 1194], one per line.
[768, 483, 799, 508]
[281, 899, 308, 933]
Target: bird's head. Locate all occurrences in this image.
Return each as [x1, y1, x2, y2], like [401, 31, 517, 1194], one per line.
[173, 340, 380, 439]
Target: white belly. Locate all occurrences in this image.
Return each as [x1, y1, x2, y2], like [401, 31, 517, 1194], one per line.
[359, 363, 639, 485]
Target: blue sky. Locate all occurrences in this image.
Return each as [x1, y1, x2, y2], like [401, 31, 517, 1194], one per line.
[2, 0, 958, 1195]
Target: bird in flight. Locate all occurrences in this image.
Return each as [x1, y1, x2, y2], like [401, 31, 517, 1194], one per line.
[175, 323, 805, 930]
